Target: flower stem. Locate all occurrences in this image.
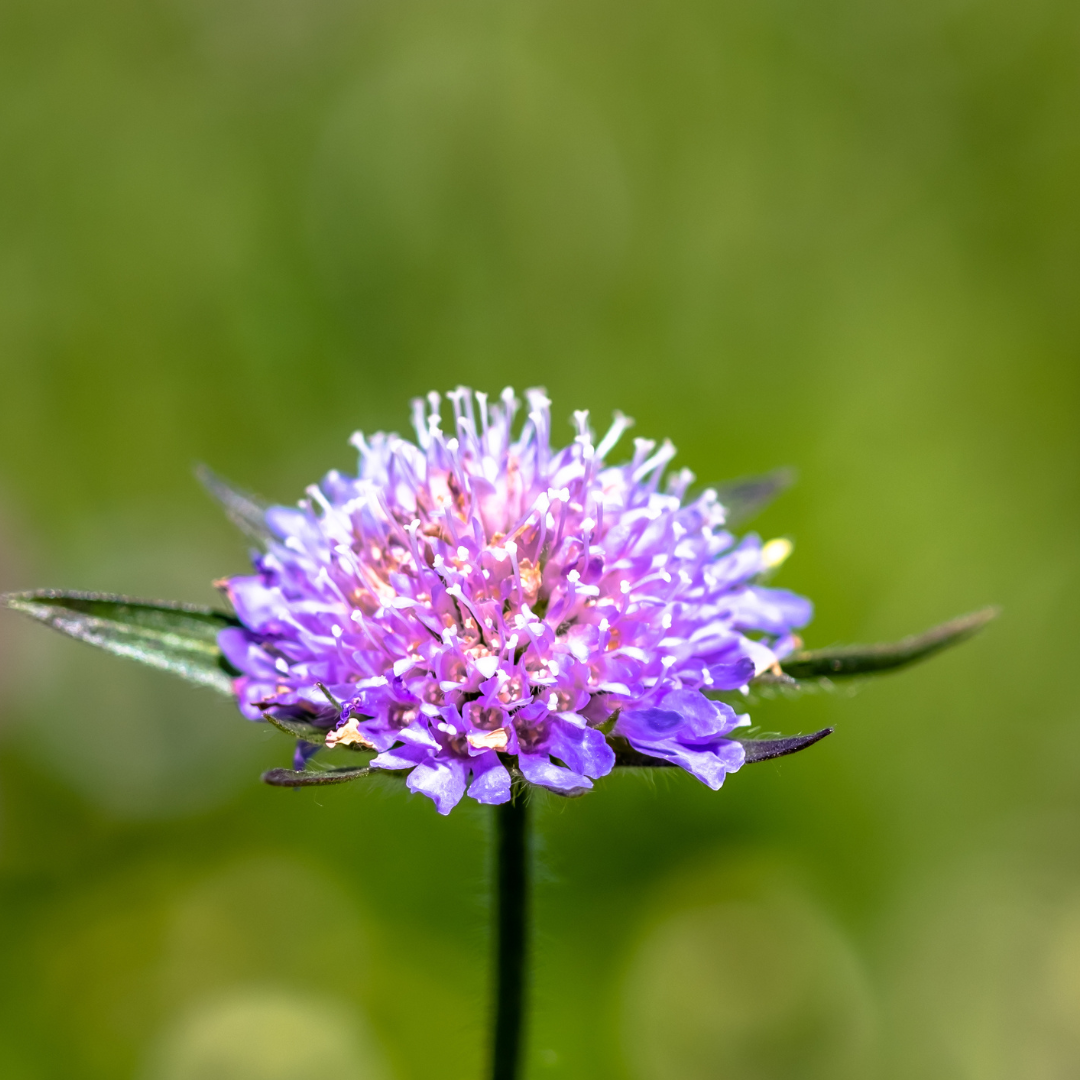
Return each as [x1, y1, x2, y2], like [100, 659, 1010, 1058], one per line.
[491, 791, 528, 1080]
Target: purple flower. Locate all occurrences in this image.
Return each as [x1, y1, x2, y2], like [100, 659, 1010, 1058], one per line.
[219, 388, 812, 814]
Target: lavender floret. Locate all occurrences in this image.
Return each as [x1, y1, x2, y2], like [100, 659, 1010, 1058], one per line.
[218, 388, 812, 814]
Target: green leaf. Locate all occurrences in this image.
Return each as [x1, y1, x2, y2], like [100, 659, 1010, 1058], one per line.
[263, 712, 333, 745]
[740, 728, 832, 762]
[262, 765, 377, 787]
[612, 728, 831, 768]
[713, 468, 794, 526]
[2, 590, 239, 695]
[195, 463, 274, 544]
[779, 606, 999, 680]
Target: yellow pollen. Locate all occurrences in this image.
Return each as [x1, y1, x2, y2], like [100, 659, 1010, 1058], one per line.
[761, 537, 794, 570]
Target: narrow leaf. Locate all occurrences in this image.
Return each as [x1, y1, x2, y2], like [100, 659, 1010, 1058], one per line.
[2, 590, 238, 695]
[262, 765, 374, 787]
[779, 606, 999, 679]
[263, 712, 332, 744]
[713, 468, 795, 526]
[195, 463, 274, 544]
[613, 728, 831, 768]
[740, 728, 832, 762]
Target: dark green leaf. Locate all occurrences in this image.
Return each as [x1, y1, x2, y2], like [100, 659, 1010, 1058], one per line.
[195, 463, 274, 544]
[262, 765, 375, 787]
[779, 606, 999, 679]
[612, 727, 831, 768]
[713, 468, 795, 526]
[740, 728, 832, 762]
[2, 590, 239, 695]
[263, 712, 331, 744]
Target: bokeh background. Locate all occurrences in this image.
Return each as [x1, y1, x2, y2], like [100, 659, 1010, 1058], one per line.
[0, 0, 1078, 1076]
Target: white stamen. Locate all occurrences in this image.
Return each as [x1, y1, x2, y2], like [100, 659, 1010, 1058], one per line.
[595, 411, 634, 460]
[475, 655, 500, 679]
[632, 440, 677, 484]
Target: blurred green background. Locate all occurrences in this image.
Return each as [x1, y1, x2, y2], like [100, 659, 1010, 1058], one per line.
[0, 0, 1077, 1076]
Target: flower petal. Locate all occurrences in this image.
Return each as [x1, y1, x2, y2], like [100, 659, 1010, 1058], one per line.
[406, 756, 469, 815]
[549, 717, 616, 778]
[728, 586, 813, 634]
[517, 753, 593, 796]
[467, 752, 512, 805]
[627, 737, 745, 789]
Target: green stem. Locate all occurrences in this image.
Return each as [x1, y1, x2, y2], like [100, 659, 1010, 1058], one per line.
[491, 792, 528, 1080]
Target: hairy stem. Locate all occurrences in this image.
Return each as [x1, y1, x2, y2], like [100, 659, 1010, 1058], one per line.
[491, 792, 528, 1080]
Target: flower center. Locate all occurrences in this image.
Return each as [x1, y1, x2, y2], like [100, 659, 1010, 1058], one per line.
[388, 702, 419, 729]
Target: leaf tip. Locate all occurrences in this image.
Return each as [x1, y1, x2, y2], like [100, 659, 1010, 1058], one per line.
[195, 463, 273, 544]
[1, 590, 50, 619]
[740, 727, 833, 763]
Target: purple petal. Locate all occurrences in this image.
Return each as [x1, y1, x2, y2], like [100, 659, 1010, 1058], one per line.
[467, 752, 512, 805]
[225, 577, 287, 633]
[703, 657, 756, 690]
[617, 689, 736, 746]
[729, 586, 813, 634]
[217, 628, 275, 678]
[407, 756, 469, 815]
[658, 689, 738, 739]
[548, 717, 616, 778]
[518, 753, 593, 795]
[644, 738, 746, 789]
[619, 724, 746, 788]
[229, 677, 277, 720]
[370, 744, 430, 771]
[265, 506, 316, 541]
[709, 535, 764, 585]
[618, 706, 681, 738]
[293, 740, 320, 770]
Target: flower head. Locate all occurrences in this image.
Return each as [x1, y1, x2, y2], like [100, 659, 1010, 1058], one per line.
[218, 388, 812, 814]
